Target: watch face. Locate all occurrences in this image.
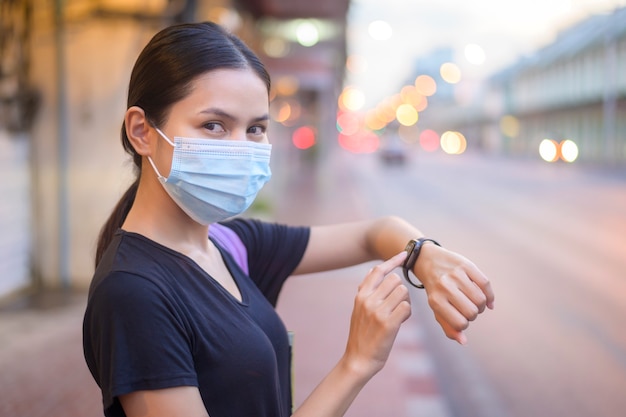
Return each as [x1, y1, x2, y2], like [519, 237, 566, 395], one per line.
[403, 240, 419, 269]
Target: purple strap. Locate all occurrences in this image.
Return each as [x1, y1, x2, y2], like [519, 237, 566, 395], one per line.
[209, 223, 249, 275]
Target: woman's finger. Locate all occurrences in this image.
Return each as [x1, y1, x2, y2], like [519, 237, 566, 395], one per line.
[464, 262, 495, 310]
[360, 251, 407, 293]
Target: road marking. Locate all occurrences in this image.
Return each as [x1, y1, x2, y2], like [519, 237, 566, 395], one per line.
[393, 321, 452, 417]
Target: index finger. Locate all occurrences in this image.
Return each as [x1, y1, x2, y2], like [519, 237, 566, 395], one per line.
[360, 251, 407, 292]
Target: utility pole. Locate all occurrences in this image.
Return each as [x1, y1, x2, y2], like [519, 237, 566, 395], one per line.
[54, 0, 70, 288]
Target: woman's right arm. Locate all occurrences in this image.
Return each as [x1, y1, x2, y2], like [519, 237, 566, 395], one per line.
[120, 386, 210, 417]
[119, 253, 409, 417]
[293, 252, 411, 417]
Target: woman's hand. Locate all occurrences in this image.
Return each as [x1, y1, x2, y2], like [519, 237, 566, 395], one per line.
[414, 243, 495, 344]
[343, 251, 412, 379]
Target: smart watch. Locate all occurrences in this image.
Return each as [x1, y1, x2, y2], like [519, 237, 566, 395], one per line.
[402, 238, 441, 288]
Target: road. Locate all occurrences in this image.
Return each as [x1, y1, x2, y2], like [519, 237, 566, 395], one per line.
[289, 148, 626, 417]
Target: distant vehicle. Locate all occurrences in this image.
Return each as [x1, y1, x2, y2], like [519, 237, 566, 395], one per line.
[379, 132, 407, 165]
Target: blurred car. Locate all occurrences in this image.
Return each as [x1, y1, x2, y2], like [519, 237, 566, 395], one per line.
[379, 135, 407, 165]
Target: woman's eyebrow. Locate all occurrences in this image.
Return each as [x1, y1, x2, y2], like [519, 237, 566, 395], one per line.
[199, 108, 269, 123]
[251, 114, 270, 123]
[199, 108, 235, 120]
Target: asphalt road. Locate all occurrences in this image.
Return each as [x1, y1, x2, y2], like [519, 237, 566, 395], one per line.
[341, 149, 626, 417]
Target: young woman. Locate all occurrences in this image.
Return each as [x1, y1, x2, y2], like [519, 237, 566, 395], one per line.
[82, 21, 494, 417]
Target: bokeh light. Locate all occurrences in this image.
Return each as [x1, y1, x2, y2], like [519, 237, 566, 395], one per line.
[375, 99, 398, 123]
[464, 43, 486, 65]
[364, 109, 387, 131]
[292, 126, 316, 149]
[339, 87, 365, 111]
[440, 62, 462, 84]
[368, 20, 393, 40]
[263, 37, 289, 58]
[271, 101, 291, 123]
[346, 54, 368, 74]
[338, 130, 380, 153]
[336, 112, 360, 136]
[441, 131, 467, 154]
[560, 139, 579, 163]
[270, 99, 301, 125]
[400, 85, 428, 112]
[500, 115, 520, 138]
[419, 129, 440, 152]
[206, 6, 242, 31]
[296, 20, 320, 46]
[395, 104, 418, 126]
[539, 139, 559, 162]
[414, 75, 437, 96]
[274, 76, 299, 96]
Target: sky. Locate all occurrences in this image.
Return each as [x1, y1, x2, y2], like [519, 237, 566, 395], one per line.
[346, 0, 626, 108]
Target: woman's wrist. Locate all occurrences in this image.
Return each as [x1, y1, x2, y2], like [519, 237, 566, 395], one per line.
[338, 352, 380, 386]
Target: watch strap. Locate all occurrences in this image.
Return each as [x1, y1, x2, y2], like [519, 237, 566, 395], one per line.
[402, 237, 441, 288]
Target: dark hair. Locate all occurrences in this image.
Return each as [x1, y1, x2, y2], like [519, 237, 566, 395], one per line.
[95, 22, 271, 267]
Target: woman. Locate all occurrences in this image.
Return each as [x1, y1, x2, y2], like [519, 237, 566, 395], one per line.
[82, 21, 494, 417]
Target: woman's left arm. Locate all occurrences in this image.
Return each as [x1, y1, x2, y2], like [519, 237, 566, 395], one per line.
[293, 215, 494, 344]
[292, 216, 416, 274]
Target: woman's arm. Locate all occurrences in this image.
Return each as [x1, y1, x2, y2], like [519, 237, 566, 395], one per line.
[120, 386, 210, 417]
[292, 216, 413, 275]
[118, 254, 410, 417]
[293, 215, 495, 344]
[293, 252, 411, 417]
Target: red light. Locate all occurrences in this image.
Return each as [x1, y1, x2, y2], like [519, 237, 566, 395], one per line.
[338, 130, 380, 153]
[419, 129, 439, 152]
[336, 112, 360, 136]
[292, 126, 316, 149]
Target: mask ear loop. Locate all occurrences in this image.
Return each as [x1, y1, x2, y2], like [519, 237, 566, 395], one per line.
[154, 127, 175, 146]
[146, 127, 175, 181]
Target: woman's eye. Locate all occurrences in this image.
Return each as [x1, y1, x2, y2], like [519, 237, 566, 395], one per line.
[204, 122, 225, 133]
[248, 125, 266, 135]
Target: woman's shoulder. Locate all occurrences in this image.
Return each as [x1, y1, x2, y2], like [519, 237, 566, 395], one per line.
[220, 217, 310, 241]
[88, 230, 182, 299]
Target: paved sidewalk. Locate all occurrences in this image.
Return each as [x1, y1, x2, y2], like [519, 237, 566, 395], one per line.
[277, 269, 451, 417]
[274, 153, 451, 417]
[0, 291, 101, 417]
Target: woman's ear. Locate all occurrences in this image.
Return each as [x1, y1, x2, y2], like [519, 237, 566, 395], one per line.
[125, 106, 152, 156]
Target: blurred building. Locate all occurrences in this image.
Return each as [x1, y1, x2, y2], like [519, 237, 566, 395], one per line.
[0, 0, 349, 300]
[479, 7, 626, 164]
[406, 47, 457, 103]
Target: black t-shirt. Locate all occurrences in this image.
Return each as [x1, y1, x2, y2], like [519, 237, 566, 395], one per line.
[83, 218, 310, 417]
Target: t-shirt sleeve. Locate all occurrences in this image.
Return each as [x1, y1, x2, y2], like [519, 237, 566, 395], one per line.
[83, 271, 197, 411]
[223, 218, 310, 306]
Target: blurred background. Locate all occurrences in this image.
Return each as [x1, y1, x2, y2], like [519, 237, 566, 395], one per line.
[1, 0, 625, 416]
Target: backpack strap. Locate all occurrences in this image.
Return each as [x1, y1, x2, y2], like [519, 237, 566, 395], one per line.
[209, 223, 249, 275]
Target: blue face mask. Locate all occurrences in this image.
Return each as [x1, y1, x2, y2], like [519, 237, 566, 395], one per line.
[147, 128, 272, 225]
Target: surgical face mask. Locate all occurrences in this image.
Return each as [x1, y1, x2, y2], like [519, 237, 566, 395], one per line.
[147, 128, 272, 225]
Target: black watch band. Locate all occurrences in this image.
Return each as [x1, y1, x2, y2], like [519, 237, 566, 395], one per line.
[402, 238, 441, 289]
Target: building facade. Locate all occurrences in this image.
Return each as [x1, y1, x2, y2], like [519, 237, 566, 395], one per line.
[481, 7, 626, 164]
[0, 0, 349, 300]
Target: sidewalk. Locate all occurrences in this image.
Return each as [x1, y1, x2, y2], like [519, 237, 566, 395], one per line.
[0, 151, 451, 417]
[274, 152, 452, 417]
[0, 291, 101, 417]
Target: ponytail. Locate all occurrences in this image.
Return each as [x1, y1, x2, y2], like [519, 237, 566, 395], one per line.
[95, 179, 139, 267]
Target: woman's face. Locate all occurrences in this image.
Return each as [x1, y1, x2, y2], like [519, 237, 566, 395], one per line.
[159, 68, 270, 144]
